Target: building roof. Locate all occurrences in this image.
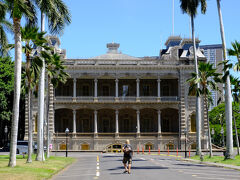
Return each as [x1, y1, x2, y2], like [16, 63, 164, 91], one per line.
[91, 42, 140, 60]
[200, 44, 222, 49]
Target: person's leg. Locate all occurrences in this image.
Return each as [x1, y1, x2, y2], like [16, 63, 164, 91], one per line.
[124, 163, 128, 171]
[123, 157, 128, 172]
[128, 159, 132, 174]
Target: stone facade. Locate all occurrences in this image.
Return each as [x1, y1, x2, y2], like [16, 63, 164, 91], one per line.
[25, 36, 209, 151]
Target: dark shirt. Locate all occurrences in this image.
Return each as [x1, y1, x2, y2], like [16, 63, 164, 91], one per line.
[123, 144, 133, 158]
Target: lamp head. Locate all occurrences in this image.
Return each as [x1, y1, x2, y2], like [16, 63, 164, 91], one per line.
[4, 126, 8, 133]
[65, 128, 69, 134]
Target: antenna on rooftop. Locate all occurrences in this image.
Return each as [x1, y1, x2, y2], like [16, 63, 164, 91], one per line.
[172, 0, 175, 35]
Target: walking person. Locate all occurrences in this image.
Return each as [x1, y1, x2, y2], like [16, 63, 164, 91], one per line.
[122, 139, 133, 174]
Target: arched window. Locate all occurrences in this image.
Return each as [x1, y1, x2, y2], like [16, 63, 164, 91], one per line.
[166, 143, 174, 150]
[81, 143, 90, 150]
[191, 114, 196, 132]
[145, 143, 153, 150]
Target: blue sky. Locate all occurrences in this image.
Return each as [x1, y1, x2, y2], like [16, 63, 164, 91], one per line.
[53, 0, 239, 61]
[6, 0, 240, 67]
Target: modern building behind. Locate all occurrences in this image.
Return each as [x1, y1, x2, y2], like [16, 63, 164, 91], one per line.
[200, 44, 224, 110]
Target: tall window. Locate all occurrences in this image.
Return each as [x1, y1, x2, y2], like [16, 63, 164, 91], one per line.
[191, 114, 196, 132]
[162, 85, 170, 96]
[102, 85, 110, 96]
[122, 85, 129, 96]
[103, 118, 110, 132]
[143, 85, 151, 96]
[82, 85, 90, 96]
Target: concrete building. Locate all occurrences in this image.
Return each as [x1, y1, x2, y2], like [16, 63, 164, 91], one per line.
[25, 36, 210, 152]
[200, 44, 224, 110]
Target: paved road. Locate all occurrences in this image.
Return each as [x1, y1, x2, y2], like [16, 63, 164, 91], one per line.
[52, 153, 240, 180]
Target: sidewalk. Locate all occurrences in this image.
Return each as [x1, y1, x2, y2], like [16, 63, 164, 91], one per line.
[182, 158, 240, 171]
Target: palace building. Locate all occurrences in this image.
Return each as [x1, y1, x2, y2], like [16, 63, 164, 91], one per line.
[25, 36, 209, 151]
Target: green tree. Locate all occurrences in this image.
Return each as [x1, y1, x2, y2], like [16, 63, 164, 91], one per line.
[188, 62, 221, 157]
[0, 56, 14, 145]
[180, 0, 207, 156]
[209, 103, 240, 149]
[216, 0, 234, 159]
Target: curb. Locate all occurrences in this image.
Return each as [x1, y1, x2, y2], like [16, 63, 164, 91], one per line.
[181, 158, 240, 171]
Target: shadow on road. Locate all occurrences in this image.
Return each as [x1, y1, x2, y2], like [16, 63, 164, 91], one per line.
[108, 166, 168, 171]
[174, 163, 216, 168]
[116, 159, 147, 162]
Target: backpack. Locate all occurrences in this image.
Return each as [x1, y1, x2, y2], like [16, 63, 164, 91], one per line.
[124, 145, 131, 154]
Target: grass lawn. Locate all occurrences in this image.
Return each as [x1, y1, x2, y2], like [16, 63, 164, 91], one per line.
[0, 154, 75, 180]
[191, 155, 240, 167]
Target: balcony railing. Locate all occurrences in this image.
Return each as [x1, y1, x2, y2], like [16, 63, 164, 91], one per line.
[53, 132, 179, 137]
[55, 96, 179, 102]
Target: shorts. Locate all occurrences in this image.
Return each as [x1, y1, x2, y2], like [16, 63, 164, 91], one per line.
[123, 156, 132, 164]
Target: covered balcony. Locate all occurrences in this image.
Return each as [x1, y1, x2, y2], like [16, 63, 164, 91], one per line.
[54, 78, 179, 102]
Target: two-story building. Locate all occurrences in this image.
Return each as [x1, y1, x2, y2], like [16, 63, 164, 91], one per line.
[25, 36, 208, 151]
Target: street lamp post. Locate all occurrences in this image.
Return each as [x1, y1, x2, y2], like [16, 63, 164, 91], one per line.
[65, 128, 69, 157]
[4, 126, 8, 144]
[220, 127, 225, 147]
[184, 128, 187, 158]
[211, 128, 215, 144]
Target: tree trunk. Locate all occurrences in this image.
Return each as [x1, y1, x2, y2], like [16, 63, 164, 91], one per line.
[46, 76, 50, 158]
[25, 49, 33, 163]
[8, 17, 22, 167]
[36, 12, 45, 161]
[205, 94, 213, 157]
[216, 0, 234, 159]
[233, 109, 240, 155]
[191, 15, 202, 156]
[27, 88, 33, 163]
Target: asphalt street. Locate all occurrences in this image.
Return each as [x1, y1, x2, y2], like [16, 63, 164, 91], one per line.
[52, 152, 240, 180]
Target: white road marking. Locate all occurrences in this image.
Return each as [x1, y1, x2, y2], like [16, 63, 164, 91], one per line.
[195, 177, 225, 180]
[182, 172, 240, 178]
[96, 166, 99, 170]
[96, 171, 100, 177]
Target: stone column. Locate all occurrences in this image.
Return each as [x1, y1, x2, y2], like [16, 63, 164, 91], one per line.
[115, 110, 119, 137]
[115, 78, 119, 101]
[94, 110, 98, 137]
[94, 78, 98, 102]
[136, 110, 140, 137]
[73, 109, 76, 134]
[73, 78, 76, 98]
[157, 78, 161, 102]
[136, 78, 140, 102]
[158, 110, 161, 136]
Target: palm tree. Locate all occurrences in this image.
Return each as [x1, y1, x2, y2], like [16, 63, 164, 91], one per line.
[0, 2, 12, 56]
[21, 26, 50, 163]
[228, 41, 240, 72]
[230, 76, 240, 155]
[42, 51, 69, 158]
[216, 0, 234, 159]
[180, 0, 207, 156]
[35, 0, 71, 162]
[5, 0, 71, 166]
[188, 62, 221, 157]
[4, 0, 37, 167]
